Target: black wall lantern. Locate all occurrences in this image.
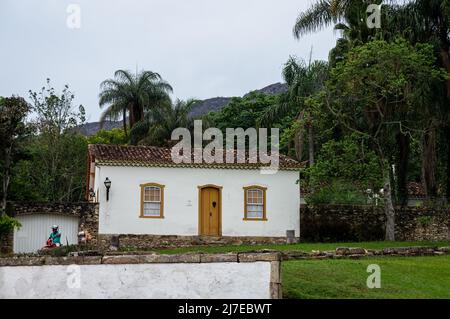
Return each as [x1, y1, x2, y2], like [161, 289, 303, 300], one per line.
[104, 177, 112, 201]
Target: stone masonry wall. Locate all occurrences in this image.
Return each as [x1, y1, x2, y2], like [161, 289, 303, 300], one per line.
[301, 204, 450, 242]
[98, 234, 290, 251]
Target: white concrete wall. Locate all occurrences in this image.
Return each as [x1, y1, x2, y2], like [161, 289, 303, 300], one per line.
[95, 166, 300, 237]
[0, 262, 271, 299]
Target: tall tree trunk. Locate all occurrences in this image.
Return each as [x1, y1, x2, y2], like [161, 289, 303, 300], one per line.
[1, 145, 12, 216]
[396, 133, 410, 206]
[439, 47, 450, 101]
[294, 112, 305, 162]
[439, 47, 450, 201]
[122, 108, 128, 136]
[447, 124, 450, 201]
[422, 127, 437, 198]
[384, 168, 395, 241]
[308, 124, 315, 166]
[294, 130, 304, 162]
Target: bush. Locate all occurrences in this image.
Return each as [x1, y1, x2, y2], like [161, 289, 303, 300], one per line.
[38, 244, 97, 257]
[0, 214, 21, 236]
[305, 180, 367, 205]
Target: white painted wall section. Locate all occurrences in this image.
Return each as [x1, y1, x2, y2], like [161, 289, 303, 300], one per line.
[0, 262, 271, 299]
[96, 166, 300, 237]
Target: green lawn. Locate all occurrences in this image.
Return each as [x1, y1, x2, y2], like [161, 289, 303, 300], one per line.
[142, 241, 450, 298]
[152, 240, 450, 254]
[283, 255, 450, 299]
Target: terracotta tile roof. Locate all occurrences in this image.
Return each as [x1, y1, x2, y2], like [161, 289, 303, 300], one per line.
[88, 144, 303, 171]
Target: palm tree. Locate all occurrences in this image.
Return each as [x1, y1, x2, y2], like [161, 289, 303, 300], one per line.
[293, 0, 377, 38]
[260, 56, 328, 164]
[98, 69, 173, 134]
[294, 1, 385, 67]
[130, 99, 197, 146]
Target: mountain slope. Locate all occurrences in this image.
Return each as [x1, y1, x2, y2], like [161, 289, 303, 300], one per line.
[78, 82, 288, 136]
[189, 82, 287, 118]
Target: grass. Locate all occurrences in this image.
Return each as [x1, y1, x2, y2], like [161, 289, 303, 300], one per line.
[282, 255, 450, 299]
[152, 240, 450, 254]
[154, 241, 450, 298]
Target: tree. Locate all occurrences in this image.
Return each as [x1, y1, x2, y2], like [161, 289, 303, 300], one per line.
[260, 56, 329, 164]
[87, 128, 128, 145]
[0, 96, 30, 215]
[294, 0, 381, 66]
[131, 99, 197, 146]
[326, 39, 447, 240]
[383, 0, 450, 200]
[294, 0, 450, 202]
[209, 93, 281, 131]
[99, 69, 173, 133]
[306, 134, 382, 190]
[16, 79, 89, 202]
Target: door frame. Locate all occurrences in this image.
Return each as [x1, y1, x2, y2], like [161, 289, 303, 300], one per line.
[197, 184, 223, 236]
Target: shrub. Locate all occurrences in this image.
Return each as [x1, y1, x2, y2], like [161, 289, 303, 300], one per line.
[417, 216, 433, 227]
[38, 244, 97, 257]
[0, 214, 21, 236]
[305, 180, 367, 205]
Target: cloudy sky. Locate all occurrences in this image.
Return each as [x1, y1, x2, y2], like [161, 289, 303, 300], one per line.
[0, 0, 337, 122]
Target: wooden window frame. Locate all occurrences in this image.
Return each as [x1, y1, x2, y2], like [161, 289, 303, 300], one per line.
[140, 183, 165, 219]
[243, 185, 267, 221]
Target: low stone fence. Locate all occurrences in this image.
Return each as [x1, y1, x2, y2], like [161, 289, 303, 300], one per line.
[280, 245, 450, 260]
[300, 205, 450, 242]
[98, 234, 290, 251]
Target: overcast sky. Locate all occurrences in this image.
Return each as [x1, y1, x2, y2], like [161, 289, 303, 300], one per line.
[0, 0, 337, 122]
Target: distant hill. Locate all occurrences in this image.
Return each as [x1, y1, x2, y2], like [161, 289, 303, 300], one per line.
[77, 82, 288, 136]
[75, 120, 122, 136]
[189, 82, 288, 118]
[243, 82, 288, 98]
[188, 97, 233, 118]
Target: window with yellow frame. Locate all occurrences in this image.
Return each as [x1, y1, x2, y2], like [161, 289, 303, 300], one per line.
[140, 183, 165, 218]
[243, 186, 267, 221]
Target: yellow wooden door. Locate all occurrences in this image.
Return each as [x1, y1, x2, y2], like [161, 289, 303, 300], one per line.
[200, 187, 220, 236]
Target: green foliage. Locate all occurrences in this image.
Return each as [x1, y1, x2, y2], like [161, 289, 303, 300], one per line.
[305, 180, 367, 205]
[87, 128, 128, 145]
[0, 214, 21, 236]
[10, 133, 88, 202]
[38, 244, 96, 257]
[0, 96, 32, 211]
[328, 39, 447, 136]
[131, 99, 196, 146]
[327, 38, 448, 193]
[29, 79, 85, 133]
[99, 69, 173, 133]
[207, 92, 282, 131]
[8, 80, 88, 202]
[417, 215, 433, 227]
[306, 134, 382, 189]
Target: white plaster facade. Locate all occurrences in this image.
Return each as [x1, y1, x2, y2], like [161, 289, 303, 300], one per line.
[93, 165, 300, 238]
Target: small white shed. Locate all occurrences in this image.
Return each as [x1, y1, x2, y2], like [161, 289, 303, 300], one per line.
[13, 214, 79, 254]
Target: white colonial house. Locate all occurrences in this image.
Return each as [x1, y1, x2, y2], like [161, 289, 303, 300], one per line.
[87, 144, 302, 247]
